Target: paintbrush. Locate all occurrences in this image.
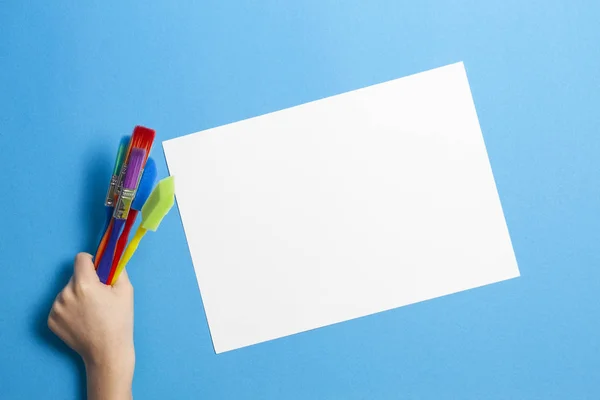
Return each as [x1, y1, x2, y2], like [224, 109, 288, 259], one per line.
[96, 147, 146, 284]
[106, 157, 157, 284]
[110, 176, 175, 285]
[101, 136, 130, 232]
[95, 126, 155, 268]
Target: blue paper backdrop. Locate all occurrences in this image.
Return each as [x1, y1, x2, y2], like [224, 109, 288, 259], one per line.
[1, 1, 599, 398]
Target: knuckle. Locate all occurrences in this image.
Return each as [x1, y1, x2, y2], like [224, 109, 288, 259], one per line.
[74, 280, 91, 295]
[50, 301, 62, 316]
[47, 313, 57, 331]
[60, 287, 74, 303]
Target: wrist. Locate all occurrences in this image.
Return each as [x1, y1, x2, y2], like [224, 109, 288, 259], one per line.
[85, 351, 135, 400]
[84, 346, 135, 376]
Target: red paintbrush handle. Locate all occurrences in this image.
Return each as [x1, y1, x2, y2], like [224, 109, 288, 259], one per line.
[107, 210, 138, 284]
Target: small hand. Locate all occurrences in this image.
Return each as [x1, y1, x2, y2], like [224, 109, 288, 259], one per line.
[48, 253, 134, 400]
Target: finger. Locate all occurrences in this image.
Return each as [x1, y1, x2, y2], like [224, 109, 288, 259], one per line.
[73, 252, 100, 283]
[47, 312, 73, 350]
[112, 268, 133, 291]
[47, 312, 60, 335]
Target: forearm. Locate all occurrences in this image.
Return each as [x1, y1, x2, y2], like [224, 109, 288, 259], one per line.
[85, 356, 134, 400]
[48, 253, 136, 400]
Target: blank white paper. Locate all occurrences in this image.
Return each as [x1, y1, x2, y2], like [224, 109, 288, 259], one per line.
[163, 62, 520, 354]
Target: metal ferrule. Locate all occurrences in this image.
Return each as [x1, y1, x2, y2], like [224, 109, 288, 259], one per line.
[104, 175, 119, 207]
[113, 187, 136, 220]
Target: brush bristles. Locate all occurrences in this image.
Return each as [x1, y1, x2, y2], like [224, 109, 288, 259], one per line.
[112, 138, 129, 176]
[124, 148, 146, 189]
[132, 158, 157, 211]
[127, 126, 155, 161]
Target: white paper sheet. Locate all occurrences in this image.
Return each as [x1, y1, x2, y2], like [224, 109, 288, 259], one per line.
[163, 62, 520, 353]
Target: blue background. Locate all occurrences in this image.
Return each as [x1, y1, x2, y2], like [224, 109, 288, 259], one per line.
[1, 1, 599, 399]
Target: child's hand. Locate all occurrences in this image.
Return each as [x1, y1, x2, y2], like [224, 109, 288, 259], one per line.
[48, 253, 134, 400]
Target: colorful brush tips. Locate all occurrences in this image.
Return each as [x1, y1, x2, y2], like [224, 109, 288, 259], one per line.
[128, 126, 155, 164]
[95, 125, 156, 268]
[95, 126, 171, 284]
[94, 124, 160, 282]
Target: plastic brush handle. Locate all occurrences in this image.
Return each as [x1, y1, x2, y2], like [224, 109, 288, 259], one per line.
[94, 219, 113, 269]
[102, 206, 113, 234]
[96, 219, 125, 284]
[96, 185, 121, 268]
[110, 226, 147, 285]
[107, 210, 138, 284]
[93, 206, 113, 267]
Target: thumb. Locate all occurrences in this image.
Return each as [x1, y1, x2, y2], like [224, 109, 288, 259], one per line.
[73, 252, 99, 283]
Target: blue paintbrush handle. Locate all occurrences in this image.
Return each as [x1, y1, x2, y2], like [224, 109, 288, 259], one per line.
[102, 206, 113, 234]
[94, 206, 113, 256]
[97, 219, 124, 284]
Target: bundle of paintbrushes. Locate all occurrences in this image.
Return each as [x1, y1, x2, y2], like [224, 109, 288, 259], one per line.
[94, 126, 175, 285]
